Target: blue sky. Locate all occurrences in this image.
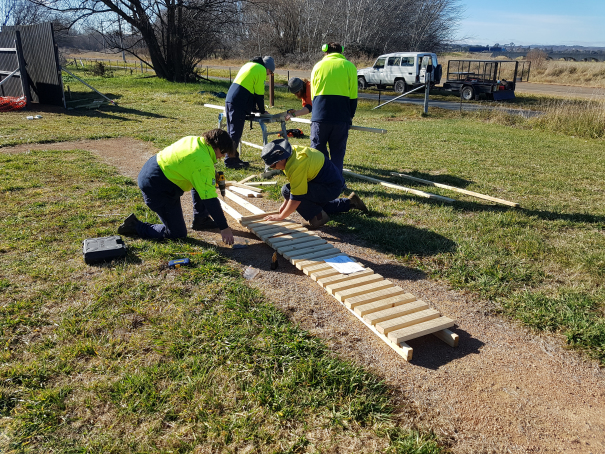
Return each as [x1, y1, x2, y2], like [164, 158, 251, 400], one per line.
[456, 0, 605, 47]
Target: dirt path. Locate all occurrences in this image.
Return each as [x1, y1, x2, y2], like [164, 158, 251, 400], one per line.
[5, 139, 605, 453]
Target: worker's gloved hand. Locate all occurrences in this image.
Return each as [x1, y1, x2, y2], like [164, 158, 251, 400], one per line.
[285, 109, 296, 121]
[263, 214, 283, 221]
[221, 227, 234, 245]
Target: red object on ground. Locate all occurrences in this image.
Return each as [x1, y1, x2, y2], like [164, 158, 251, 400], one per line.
[0, 97, 26, 112]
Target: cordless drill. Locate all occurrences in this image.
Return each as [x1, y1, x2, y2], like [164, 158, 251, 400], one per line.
[215, 171, 226, 199]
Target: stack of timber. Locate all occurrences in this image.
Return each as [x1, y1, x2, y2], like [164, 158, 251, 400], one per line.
[216, 183, 458, 361]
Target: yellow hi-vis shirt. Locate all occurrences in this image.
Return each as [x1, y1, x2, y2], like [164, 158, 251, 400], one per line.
[284, 145, 325, 197]
[233, 62, 267, 96]
[156, 136, 218, 200]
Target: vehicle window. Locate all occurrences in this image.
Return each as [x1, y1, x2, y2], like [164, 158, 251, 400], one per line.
[400, 57, 414, 67]
[373, 58, 386, 69]
[387, 57, 401, 66]
[432, 56, 438, 67]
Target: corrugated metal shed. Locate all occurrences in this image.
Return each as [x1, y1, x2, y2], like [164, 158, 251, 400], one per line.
[0, 22, 64, 106]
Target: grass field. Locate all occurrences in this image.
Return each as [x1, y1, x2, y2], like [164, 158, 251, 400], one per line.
[2, 68, 605, 451]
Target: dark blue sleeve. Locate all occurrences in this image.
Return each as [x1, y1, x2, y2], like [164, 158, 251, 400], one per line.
[349, 98, 357, 120]
[253, 94, 266, 113]
[204, 197, 229, 230]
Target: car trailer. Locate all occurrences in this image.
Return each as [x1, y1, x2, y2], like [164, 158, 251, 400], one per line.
[441, 59, 526, 101]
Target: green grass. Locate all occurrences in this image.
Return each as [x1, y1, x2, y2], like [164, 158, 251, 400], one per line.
[0, 150, 440, 453]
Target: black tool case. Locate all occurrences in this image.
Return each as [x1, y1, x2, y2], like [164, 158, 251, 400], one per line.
[83, 236, 127, 264]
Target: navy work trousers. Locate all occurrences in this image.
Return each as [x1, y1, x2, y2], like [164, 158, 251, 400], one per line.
[310, 121, 349, 175]
[281, 179, 350, 221]
[137, 156, 210, 239]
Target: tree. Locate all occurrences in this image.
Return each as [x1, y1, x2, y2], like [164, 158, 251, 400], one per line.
[2, 0, 51, 26]
[29, 0, 246, 81]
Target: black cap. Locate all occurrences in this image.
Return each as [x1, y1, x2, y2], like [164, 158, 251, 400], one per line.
[261, 139, 292, 166]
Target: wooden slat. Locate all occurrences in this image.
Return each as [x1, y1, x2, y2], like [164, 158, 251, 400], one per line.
[293, 251, 345, 266]
[238, 174, 258, 184]
[267, 231, 318, 244]
[303, 262, 339, 276]
[229, 186, 263, 198]
[343, 287, 406, 309]
[225, 181, 263, 192]
[257, 225, 308, 240]
[335, 280, 395, 303]
[250, 221, 300, 232]
[390, 172, 519, 208]
[432, 328, 459, 347]
[219, 199, 242, 221]
[324, 274, 384, 295]
[239, 212, 279, 225]
[364, 300, 429, 326]
[273, 235, 327, 250]
[246, 181, 277, 186]
[388, 317, 455, 344]
[354, 293, 420, 317]
[277, 238, 327, 254]
[284, 243, 335, 260]
[343, 169, 455, 203]
[316, 269, 374, 288]
[309, 263, 366, 281]
[376, 309, 440, 335]
[224, 190, 265, 214]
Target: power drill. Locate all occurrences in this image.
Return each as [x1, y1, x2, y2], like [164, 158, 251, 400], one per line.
[215, 171, 226, 199]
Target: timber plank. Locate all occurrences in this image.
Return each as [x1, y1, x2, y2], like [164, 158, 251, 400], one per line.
[376, 309, 440, 335]
[250, 221, 300, 232]
[294, 252, 346, 268]
[239, 211, 279, 224]
[364, 300, 430, 326]
[303, 262, 340, 276]
[354, 293, 418, 317]
[277, 238, 327, 254]
[324, 274, 384, 295]
[269, 231, 318, 243]
[225, 181, 263, 192]
[284, 243, 335, 260]
[219, 200, 242, 221]
[290, 248, 342, 264]
[309, 264, 367, 281]
[273, 236, 327, 250]
[335, 280, 395, 303]
[432, 328, 459, 347]
[224, 190, 265, 214]
[388, 317, 455, 344]
[229, 186, 263, 198]
[257, 225, 308, 240]
[343, 286, 406, 309]
[316, 269, 374, 288]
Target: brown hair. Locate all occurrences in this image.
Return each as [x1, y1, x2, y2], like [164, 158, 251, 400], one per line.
[295, 78, 310, 100]
[326, 42, 343, 54]
[202, 129, 235, 157]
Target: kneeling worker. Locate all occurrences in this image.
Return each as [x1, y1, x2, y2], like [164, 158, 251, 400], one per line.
[261, 139, 368, 228]
[117, 129, 235, 245]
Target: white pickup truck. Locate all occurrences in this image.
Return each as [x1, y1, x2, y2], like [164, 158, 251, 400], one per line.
[357, 52, 441, 93]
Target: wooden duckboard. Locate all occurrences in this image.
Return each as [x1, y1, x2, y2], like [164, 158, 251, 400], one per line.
[219, 196, 458, 361]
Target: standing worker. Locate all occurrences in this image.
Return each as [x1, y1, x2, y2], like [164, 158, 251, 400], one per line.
[224, 56, 275, 169]
[310, 42, 358, 178]
[117, 129, 235, 245]
[261, 139, 368, 229]
[285, 77, 312, 120]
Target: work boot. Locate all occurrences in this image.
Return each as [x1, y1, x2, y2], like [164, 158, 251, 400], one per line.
[302, 211, 330, 230]
[117, 213, 139, 235]
[348, 192, 368, 213]
[191, 216, 218, 231]
[225, 158, 250, 169]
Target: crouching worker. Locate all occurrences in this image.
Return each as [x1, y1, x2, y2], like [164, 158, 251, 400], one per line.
[117, 129, 235, 245]
[261, 139, 368, 229]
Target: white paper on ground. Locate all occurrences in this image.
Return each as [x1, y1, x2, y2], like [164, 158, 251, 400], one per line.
[324, 256, 365, 274]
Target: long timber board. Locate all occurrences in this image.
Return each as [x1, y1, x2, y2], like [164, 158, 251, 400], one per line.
[220, 198, 458, 361]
